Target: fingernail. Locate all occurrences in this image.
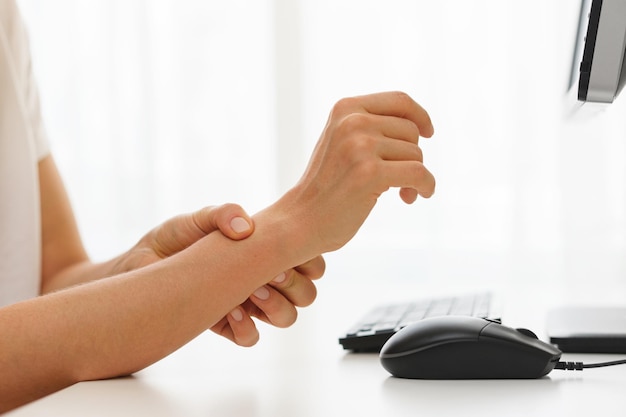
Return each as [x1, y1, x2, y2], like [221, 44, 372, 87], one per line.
[230, 308, 243, 322]
[230, 217, 250, 233]
[272, 272, 286, 284]
[253, 286, 270, 300]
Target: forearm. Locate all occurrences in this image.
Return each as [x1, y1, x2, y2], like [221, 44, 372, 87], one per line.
[0, 206, 305, 412]
[40, 257, 123, 294]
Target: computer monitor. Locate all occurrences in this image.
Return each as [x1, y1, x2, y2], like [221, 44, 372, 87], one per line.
[568, 0, 626, 108]
[547, 0, 626, 353]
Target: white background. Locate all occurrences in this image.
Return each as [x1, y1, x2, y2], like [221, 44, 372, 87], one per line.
[17, 0, 626, 296]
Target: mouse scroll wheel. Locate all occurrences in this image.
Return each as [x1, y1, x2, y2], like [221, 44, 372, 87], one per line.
[515, 328, 538, 339]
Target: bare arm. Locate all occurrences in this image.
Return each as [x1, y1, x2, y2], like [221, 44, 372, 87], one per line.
[38, 155, 92, 292]
[0, 157, 320, 411]
[37, 155, 324, 343]
[0, 91, 435, 412]
[0, 206, 298, 411]
[37, 156, 264, 292]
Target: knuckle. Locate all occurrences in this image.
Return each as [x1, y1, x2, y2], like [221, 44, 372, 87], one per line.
[199, 205, 218, 215]
[217, 202, 244, 218]
[348, 133, 377, 156]
[353, 158, 382, 181]
[190, 208, 210, 229]
[411, 162, 428, 180]
[415, 146, 424, 162]
[407, 121, 421, 142]
[337, 113, 371, 137]
[219, 202, 242, 212]
[389, 90, 412, 106]
[331, 96, 359, 116]
[411, 163, 435, 194]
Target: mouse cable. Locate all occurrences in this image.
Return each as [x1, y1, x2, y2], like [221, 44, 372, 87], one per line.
[555, 359, 626, 371]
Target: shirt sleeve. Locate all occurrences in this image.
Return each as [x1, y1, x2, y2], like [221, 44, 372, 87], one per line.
[2, 0, 50, 161]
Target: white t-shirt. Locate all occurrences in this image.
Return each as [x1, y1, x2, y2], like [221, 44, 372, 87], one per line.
[0, 0, 50, 307]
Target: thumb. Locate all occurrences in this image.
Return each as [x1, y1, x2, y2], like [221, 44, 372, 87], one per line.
[192, 203, 255, 240]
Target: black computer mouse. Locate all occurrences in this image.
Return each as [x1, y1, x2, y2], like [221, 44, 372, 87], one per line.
[379, 315, 562, 379]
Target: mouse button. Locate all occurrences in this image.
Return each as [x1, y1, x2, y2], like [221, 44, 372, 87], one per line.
[480, 323, 562, 356]
[479, 322, 534, 344]
[515, 328, 538, 339]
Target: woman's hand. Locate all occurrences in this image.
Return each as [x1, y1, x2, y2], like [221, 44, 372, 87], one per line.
[115, 203, 325, 347]
[211, 255, 325, 346]
[266, 91, 436, 260]
[113, 204, 255, 273]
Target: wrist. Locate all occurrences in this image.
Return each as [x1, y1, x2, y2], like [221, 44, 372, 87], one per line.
[253, 189, 321, 268]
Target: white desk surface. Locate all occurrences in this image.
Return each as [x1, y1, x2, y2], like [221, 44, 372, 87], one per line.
[7, 253, 626, 417]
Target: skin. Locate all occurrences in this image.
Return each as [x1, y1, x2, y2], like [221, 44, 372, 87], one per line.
[0, 90, 435, 412]
[37, 156, 324, 345]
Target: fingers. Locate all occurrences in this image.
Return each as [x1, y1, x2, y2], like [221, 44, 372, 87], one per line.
[344, 96, 434, 201]
[380, 115, 422, 145]
[377, 137, 424, 163]
[213, 272, 320, 346]
[399, 187, 419, 204]
[150, 203, 254, 260]
[215, 255, 326, 347]
[268, 271, 317, 308]
[244, 257, 325, 328]
[192, 203, 254, 240]
[214, 274, 319, 346]
[332, 109, 434, 201]
[214, 257, 324, 345]
[210, 308, 260, 347]
[266, 255, 325, 308]
[337, 113, 424, 162]
[226, 307, 260, 347]
[338, 91, 434, 138]
[381, 160, 436, 199]
[248, 285, 299, 328]
[366, 91, 434, 138]
[293, 255, 326, 281]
